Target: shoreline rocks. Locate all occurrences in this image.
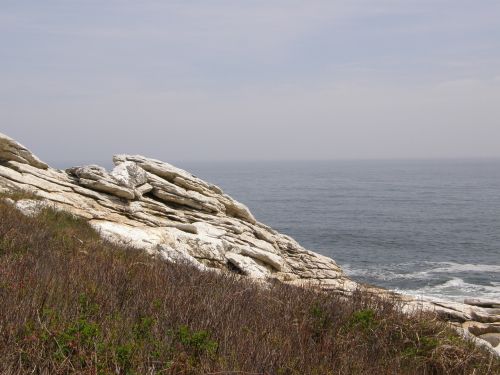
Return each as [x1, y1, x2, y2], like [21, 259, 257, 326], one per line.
[0, 132, 351, 291]
[0, 132, 498, 357]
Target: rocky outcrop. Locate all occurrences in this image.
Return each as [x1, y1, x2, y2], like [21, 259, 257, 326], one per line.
[401, 296, 500, 356]
[0, 132, 354, 292]
[0, 132, 498, 357]
[0, 133, 48, 169]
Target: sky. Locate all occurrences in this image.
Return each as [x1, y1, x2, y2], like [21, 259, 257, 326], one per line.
[1, 0, 500, 165]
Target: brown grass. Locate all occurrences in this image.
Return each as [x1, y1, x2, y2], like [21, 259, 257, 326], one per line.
[0, 198, 499, 374]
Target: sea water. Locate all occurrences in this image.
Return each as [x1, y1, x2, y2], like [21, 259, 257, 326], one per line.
[180, 159, 500, 302]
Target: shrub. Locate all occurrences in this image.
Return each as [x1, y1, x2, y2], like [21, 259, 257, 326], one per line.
[0, 200, 498, 374]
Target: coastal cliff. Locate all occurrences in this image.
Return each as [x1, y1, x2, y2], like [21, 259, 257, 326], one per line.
[0, 132, 499, 357]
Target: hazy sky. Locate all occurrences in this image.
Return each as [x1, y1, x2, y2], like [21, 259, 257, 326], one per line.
[1, 1, 500, 165]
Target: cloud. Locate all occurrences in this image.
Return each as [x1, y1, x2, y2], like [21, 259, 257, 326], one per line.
[1, 1, 500, 162]
[2, 78, 500, 164]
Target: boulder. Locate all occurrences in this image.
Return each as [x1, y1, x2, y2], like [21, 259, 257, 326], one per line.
[110, 161, 148, 188]
[471, 309, 500, 324]
[462, 321, 500, 336]
[67, 165, 136, 200]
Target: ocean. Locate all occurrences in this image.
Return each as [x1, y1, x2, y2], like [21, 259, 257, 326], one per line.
[179, 159, 500, 302]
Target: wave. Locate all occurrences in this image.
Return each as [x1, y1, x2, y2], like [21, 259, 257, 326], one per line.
[343, 261, 500, 282]
[423, 262, 500, 274]
[342, 265, 413, 281]
[342, 261, 500, 301]
[397, 277, 500, 301]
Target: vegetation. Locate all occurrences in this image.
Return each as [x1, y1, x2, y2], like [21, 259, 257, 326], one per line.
[0, 197, 499, 374]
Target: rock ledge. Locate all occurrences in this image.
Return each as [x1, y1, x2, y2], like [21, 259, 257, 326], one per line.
[0, 132, 498, 356]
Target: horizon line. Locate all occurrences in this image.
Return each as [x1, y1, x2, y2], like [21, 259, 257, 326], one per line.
[48, 155, 500, 169]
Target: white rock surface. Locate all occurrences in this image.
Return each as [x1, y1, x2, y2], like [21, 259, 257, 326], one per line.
[0, 132, 48, 169]
[0, 132, 499, 357]
[0, 133, 346, 287]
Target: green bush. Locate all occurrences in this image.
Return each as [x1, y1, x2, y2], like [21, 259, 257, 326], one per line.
[349, 308, 377, 330]
[176, 325, 218, 357]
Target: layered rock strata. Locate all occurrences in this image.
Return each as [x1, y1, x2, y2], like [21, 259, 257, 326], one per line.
[0, 132, 354, 291]
[0, 132, 498, 356]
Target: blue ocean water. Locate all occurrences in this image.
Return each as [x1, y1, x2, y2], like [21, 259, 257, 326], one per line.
[179, 159, 500, 302]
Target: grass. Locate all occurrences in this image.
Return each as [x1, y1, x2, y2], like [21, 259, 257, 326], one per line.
[0, 198, 499, 374]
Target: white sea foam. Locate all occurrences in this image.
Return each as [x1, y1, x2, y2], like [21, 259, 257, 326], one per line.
[398, 277, 500, 301]
[422, 262, 500, 274]
[342, 264, 422, 281]
[343, 261, 500, 282]
[343, 262, 500, 301]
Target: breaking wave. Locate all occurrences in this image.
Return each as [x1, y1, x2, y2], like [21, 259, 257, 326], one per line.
[343, 261, 500, 301]
[398, 277, 500, 301]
